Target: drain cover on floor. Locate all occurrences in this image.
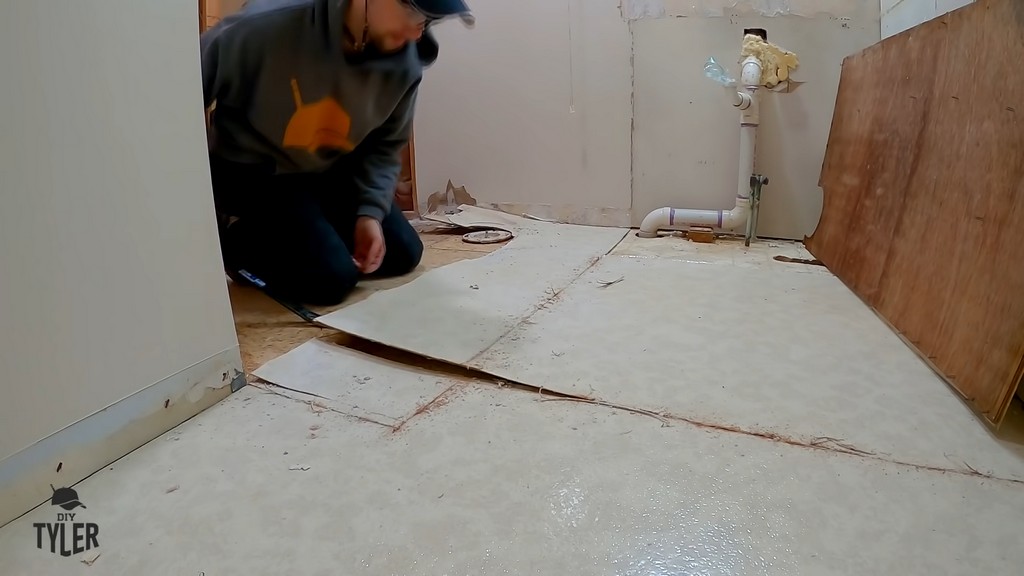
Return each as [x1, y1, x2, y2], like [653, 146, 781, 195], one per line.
[462, 230, 513, 244]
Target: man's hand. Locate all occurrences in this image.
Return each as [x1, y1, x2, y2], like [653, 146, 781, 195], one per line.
[352, 216, 386, 274]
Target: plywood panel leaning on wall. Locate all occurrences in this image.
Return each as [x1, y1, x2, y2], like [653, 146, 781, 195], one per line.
[806, 0, 1024, 426]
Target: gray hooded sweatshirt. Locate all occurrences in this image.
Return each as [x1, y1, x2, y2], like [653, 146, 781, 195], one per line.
[200, 0, 438, 221]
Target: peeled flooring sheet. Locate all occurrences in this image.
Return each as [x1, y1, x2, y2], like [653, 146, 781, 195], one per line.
[469, 238, 1024, 482]
[314, 206, 630, 364]
[304, 228, 1024, 483]
[255, 339, 459, 429]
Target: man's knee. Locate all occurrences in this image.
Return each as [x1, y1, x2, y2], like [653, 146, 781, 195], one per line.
[385, 230, 423, 276]
[374, 203, 423, 276]
[298, 259, 359, 306]
[400, 232, 424, 271]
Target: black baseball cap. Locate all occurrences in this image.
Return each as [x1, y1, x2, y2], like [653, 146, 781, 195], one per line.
[407, 0, 474, 26]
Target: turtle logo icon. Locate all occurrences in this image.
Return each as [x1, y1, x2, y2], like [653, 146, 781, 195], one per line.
[49, 485, 86, 511]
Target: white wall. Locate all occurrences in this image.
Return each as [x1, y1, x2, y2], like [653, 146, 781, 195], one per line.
[414, 0, 634, 226]
[881, 0, 974, 38]
[0, 0, 239, 515]
[415, 0, 882, 239]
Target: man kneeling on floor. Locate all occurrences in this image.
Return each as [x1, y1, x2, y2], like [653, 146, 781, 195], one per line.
[201, 0, 473, 305]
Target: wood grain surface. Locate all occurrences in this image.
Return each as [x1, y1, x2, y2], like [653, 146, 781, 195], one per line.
[806, 0, 1024, 425]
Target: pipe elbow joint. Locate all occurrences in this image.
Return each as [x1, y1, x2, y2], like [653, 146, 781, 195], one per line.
[638, 207, 671, 238]
[719, 199, 751, 230]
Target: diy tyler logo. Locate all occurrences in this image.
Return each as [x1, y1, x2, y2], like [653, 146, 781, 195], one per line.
[33, 485, 100, 557]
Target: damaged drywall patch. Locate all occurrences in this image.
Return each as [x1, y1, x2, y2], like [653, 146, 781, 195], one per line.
[426, 180, 477, 216]
[621, 0, 873, 19]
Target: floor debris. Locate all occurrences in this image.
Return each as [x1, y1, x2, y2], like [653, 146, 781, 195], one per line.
[521, 213, 559, 223]
[773, 255, 825, 266]
[810, 436, 875, 456]
[687, 227, 716, 243]
[462, 229, 512, 244]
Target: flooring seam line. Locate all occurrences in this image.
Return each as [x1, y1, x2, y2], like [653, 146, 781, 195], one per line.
[535, 396, 1024, 486]
[391, 382, 462, 433]
[319, 333, 1024, 487]
[654, 412, 1024, 486]
[464, 235, 626, 368]
[249, 381, 397, 429]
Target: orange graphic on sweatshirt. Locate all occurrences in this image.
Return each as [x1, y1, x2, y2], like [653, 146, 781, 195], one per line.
[282, 78, 355, 153]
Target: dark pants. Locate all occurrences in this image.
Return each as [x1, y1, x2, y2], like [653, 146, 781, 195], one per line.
[210, 156, 423, 306]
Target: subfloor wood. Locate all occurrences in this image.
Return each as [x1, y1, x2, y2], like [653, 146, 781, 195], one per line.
[806, 0, 1024, 425]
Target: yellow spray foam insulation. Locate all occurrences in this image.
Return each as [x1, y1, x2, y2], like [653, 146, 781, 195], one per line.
[740, 34, 800, 88]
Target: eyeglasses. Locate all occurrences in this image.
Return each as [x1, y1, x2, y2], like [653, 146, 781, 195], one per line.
[397, 0, 440, 29]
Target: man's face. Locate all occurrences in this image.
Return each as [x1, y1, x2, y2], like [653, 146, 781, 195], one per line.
[366, 0, 431, 53]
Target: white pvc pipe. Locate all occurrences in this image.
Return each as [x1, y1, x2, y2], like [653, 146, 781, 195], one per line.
[730, 90, 752, 110]
[736, 124, 756, 201]
[636, 134, 752, 235]
[637, 57, 762, 239]
[740, 55, 762, 87]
